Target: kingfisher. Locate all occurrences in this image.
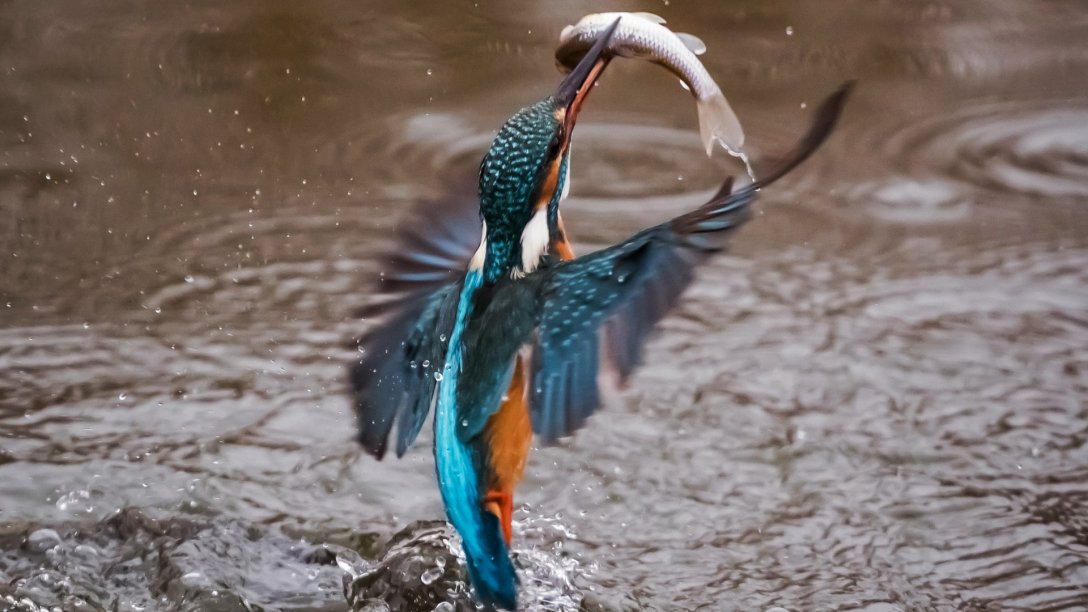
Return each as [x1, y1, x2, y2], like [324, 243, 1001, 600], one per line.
[350, 18, 850, 608]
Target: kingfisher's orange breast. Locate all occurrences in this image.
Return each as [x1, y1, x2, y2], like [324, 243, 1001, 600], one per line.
[484, 356, 533, 491]
[482, 223, 575, 543]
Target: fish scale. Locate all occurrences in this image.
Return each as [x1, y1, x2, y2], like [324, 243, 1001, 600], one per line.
[556, 12, 746, 156]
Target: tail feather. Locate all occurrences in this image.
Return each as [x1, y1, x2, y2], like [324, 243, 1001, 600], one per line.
[438, 433, 519, 610]
[437, 421, 519, 610]
[435, 271, 519, 609]
[465, 511, 518, 610]
[697, 89, 745, 157]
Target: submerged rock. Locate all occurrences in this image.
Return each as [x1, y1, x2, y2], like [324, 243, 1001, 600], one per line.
[342, 520, 477, 612]
[0, 510, 598, 611]
[0, 508, 360, 611]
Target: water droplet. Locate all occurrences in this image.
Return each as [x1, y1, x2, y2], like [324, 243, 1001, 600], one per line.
[785, 26, 794, 36]
[336, 554, 362, 579]
[184, 274, 194, 284]
[439, 334, 447, 342]
[426, 68, 434, 76]
[420, 566, 443, 585]
[409, 360, 418, 369]
[434, 371, 443, 381]
[422, 359, 431, 368]
[27, 528, 62, 552]
[72, 543, 99, 559]
[118, 393, 128, 400]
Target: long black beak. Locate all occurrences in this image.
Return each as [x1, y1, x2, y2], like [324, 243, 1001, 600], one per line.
[554, 17, 620, 132]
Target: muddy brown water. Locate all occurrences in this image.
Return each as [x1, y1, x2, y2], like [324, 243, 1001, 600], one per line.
[1, 1, 1087, 610]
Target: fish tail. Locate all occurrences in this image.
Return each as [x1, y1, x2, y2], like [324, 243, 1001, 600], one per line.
[697, 88, 745, 157]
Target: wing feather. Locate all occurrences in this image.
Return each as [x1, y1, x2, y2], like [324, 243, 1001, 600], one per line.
[349, 174, 482, 458]
[528, 82, 853, 443]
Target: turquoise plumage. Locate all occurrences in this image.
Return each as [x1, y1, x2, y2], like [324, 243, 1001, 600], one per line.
[348, 20, 850, 609]
[433, 269, 518, 608]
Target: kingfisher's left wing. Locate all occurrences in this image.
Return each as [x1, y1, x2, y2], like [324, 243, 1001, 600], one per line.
[350, 175, 482, 459]
[450, 83, 850, 444]
[528, 179, 749, 442]
[528, 82, 852, 442]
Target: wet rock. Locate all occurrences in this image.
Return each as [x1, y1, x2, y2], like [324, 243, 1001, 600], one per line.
[0, 507, 358, 612]
[342, 520, 476, 612]
[347, 598, 393, 612]
[1, 509, 600, 611]
[154, 514, 350, 611]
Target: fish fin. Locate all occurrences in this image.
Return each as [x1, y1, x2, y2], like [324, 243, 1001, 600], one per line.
[631, 12, 667, 24]
[697, 89, 746, 157]
[675, 32, 707, 55]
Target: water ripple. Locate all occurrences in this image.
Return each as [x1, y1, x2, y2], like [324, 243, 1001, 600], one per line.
[877, 102, 1088, 201]
[524, 240, 1088, 608]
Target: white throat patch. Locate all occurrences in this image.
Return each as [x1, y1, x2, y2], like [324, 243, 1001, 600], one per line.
[469, 222, 487, 271]
[519, 208, 549, 275]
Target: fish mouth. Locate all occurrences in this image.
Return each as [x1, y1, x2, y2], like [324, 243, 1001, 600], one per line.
[554, 17, 620, 139]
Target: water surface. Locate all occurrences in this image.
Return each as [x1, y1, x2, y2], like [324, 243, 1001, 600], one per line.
[1, 1, 1087, 610]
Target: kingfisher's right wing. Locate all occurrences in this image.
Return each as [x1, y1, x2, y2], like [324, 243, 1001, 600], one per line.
[350, 176, 482, 459]
[528, 82, 853, 443]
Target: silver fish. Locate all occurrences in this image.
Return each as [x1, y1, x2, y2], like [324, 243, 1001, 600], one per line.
[556, 12, 745, 157]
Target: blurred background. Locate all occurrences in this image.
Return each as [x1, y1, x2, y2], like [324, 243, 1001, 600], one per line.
[1, 1, 1086, 610]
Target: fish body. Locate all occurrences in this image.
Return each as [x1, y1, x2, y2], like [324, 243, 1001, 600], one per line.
[556, 12, 745, 157]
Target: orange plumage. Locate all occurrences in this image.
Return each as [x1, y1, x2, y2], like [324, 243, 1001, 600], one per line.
[482, 217, 575, 543]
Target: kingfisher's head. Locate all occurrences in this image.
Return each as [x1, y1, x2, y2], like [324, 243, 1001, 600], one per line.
[473, 18, 620, 282]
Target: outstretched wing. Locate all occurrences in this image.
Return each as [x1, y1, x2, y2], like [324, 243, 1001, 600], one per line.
[529, 82, 853, 443]
[350, 175, 482, 459]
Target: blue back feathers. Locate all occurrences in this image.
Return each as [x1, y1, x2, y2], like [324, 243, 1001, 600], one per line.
[434, 270, 518, 609]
